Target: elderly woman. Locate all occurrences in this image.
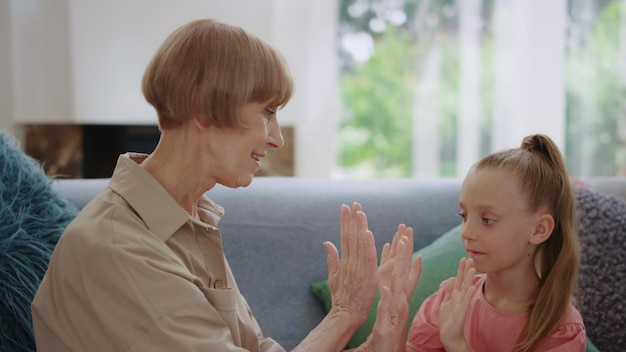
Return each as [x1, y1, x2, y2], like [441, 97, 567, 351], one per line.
[32, 19, 421, 351]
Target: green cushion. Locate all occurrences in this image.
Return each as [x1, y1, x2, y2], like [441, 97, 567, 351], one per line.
[586, 337, 601, 352]
[311, 224, 602, 351]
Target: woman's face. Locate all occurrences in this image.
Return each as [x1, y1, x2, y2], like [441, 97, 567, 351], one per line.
[203, 101, 284, 188]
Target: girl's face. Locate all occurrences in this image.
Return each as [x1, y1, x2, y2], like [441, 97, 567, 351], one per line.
[202, 101, 284, 188]
[458, 167, 541, 276]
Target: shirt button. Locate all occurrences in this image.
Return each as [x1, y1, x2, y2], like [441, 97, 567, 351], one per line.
[214, 280, 223, 289]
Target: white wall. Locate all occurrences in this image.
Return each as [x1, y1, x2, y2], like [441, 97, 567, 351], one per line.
[4, 0, 339, 177]
[9, 0, 73, 124]
[0, 0, 20, 139]
[491, 0, 567, 151]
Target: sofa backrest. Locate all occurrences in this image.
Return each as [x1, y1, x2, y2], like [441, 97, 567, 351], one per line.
[52, 177, 465, 348]
[50, 176, 626, 350]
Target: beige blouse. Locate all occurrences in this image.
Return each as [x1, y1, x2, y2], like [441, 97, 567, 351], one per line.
[32, 153, 284, 352]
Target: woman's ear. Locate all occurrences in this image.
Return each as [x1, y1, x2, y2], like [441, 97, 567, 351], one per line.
[529, 213, 555, 245]
[193, 113, 210, 129]
[190, 86, 210, 129]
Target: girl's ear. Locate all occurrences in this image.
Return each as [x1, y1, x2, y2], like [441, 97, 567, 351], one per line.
[529, 213, 555, 245]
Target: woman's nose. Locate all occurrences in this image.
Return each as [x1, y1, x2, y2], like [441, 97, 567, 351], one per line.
[267, 120, 284, 149]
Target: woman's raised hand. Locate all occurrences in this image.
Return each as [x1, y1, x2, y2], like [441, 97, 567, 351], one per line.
[355, 225, 422, 352]
[379, 224, 422, 299]
[324, 202, 379, 327]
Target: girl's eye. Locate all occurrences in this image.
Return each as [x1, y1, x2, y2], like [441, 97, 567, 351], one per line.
[482, 218, 494, 224]
[457, 212, 467, 222]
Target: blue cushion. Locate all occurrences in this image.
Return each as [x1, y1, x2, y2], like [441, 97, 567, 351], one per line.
[0, 131, 78, 352]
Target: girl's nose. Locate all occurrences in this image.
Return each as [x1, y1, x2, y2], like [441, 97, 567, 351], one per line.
[461, 222, 476, 241]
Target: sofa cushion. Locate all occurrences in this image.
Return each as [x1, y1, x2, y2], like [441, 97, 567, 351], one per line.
[574, 185, 626, 352]
[0, 131, 78, 352]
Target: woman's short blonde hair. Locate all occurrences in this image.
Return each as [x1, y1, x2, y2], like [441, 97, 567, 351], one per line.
[142, 19, 294, 129]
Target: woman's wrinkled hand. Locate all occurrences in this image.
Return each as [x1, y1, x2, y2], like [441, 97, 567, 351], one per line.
[353, 230, 421, 352]
[324, 202, 379, 328]
[379, 224, 422, 300]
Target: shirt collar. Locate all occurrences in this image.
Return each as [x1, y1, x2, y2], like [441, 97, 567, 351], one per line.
[107, 153, 225, 241]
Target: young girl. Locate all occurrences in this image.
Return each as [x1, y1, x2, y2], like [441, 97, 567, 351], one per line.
[406, 134, 586, 351]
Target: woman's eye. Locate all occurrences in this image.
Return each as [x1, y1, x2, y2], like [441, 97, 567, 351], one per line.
[264, 108, 276, 119]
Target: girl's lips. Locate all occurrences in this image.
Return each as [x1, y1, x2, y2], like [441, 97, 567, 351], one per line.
[466, 250, 485, 257]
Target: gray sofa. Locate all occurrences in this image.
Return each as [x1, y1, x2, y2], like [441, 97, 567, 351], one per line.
[48, 176, 626, 352]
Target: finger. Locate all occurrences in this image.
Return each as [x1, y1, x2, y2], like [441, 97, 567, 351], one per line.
[401, 227, 417, 296]
[380, 242, 391, 267]
[339, 204, 350, 263]
[389, 224, 406, 258]
[350, 207, 368, 275]
[404, 226, 415, 256]
[364, 229, 378, 277]
[459, 267, 476, 313]
[347, 202, 363, 264]
[442, 277, 456, 303]
[465, 258, 475, 272]
[389, 236, 409, 295]
[323, 241, 339, 276]
[352, 224, 378, 282]
[462, 263, 476, 292]
[356, 205, 368, 250]
[454, 257, 466, 291]
[463, 283, 477, 305]
[359, 228, 379, 313]
[407, 254, 422, 298]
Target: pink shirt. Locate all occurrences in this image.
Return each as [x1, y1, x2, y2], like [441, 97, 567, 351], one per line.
[407, 274, 586, 352]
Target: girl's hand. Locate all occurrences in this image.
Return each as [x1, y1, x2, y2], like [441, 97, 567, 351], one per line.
[438, 257, 476, 351]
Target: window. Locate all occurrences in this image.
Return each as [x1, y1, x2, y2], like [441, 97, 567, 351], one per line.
[336, 0, 626, 178]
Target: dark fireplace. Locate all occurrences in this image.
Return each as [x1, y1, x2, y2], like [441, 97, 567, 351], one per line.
[82, 125, 160, 178]
[24, 124, 293, 179]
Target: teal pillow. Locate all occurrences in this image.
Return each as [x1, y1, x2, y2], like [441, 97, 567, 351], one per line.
[0, 131, 79, 351]
[311, 224, 602, 351]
